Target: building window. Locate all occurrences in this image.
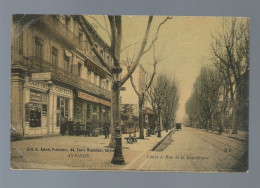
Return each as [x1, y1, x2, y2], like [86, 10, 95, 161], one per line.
[87, 69, 91, 81]
[26, 104, 42, 128]
[99, 78, 102, 87]
[107, 55, 110, 64]
[86, 103, 91, 120]
[94, 73, 98, 85]
[78, 63, 82, 77]
[65, 16, 70, 29]
[35, 37, 43, 58]
[100, 50, 104, 58]
[93, 105, 98, 121]
[26, 90, 47, 128]
[51, 47, 58, 66]
[105, 79, 109, 90]
[57, 96, 69, 127]
[64, 54, 70, 72]
[79, 28, 83, 49]
[85, 39, 89, 51]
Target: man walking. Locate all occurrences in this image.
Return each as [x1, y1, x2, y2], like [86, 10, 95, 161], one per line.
[103, 120, 110, 139]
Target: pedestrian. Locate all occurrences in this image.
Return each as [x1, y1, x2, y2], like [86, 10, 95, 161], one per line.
[89, 121, 94, 136]
[85, 120, 90, 137]
[64, 116, 68, 135]
[218, 124, 223, 134]
[106, 121, 110, 138]
[60, 116, 66, 136]
[75, 122, 80, 136]
[103, 120, 110, 139]
[68, 118, 74, 135]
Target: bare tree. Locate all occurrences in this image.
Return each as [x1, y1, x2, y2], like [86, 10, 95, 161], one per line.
[210, 18, 249, 134]
[127, 46, 160, 139]
[185, 66, 222, 131]
[161, 76, 179, 131]
[147, 73, 179, 131]
[73, 16, 172, 165]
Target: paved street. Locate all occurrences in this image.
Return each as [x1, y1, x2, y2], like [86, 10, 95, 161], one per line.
[11, 130, 171, 170]
[11, 127, 248, 172]
[130, 126, 248, 172]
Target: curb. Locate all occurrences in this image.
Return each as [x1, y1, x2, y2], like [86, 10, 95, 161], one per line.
[151, 129, 175, 151]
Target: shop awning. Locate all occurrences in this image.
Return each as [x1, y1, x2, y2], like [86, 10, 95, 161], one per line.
[78, 91, 111, 107]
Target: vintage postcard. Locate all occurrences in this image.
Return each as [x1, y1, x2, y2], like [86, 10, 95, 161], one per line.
[10, 15, 249, 172]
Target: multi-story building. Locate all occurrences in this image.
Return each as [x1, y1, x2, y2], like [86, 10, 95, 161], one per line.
[11, 15, 112, 138]
[120, 64, 146, 110]
[120, 64, 147, 123]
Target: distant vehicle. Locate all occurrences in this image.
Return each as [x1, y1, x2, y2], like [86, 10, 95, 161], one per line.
[175, 123, 182, 130]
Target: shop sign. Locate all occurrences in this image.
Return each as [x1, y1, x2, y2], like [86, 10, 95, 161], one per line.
[31, 72, 51, 81]
[78, 91, 111, 107]
[30, 91, 42, 102]
[25, 103, 41, 108]
[55, 86, 72, 96]
[27, 80, 49, 90]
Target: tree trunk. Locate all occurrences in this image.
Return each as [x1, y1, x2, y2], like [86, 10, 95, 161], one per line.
[231, 99, 238, 134]
[211, 112, 214, 131]
[221, 110, 226, 131]
[166, 117, 169, 132]
[138, 99, 144, 139]
[206, 119, 210, 131]
[109, 83, 121, 148]
[160, 111, 163, 130]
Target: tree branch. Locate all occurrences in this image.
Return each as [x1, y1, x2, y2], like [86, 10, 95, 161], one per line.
[89, 15, 112, 42]
[120, 16, 153, 87]
[129, 74, 141, 98]
[145, 46, 159, 92]
[120, 42, 138, 53]
[108, 16, 119, 67]
[115, 16, 122, 62]
[143, 17, 172, 55]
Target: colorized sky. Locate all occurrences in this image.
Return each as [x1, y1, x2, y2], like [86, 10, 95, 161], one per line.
[85, 15, 248, 122]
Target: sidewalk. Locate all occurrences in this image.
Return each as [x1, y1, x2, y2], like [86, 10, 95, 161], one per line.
[11, 129, 173, 170]
[198, 128, 248, 142]
[122, 129, 173, 151]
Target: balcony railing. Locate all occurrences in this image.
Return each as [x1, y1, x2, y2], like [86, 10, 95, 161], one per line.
[40, 16, 79, 48]
[22, 56, 111, 100]
[39, 15, 110, 75]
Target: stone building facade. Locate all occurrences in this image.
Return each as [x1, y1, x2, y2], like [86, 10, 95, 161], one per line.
[11, 15, 112, 137]
[120, 64, 146, 108]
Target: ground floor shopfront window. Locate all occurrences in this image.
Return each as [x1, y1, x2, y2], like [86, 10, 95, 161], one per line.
[25, 90, 47, 128]
[56, 96, 69, 127]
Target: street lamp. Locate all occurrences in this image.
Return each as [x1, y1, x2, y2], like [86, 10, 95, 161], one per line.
[111, 66, 125, 165]
[111, 66, 122, 86]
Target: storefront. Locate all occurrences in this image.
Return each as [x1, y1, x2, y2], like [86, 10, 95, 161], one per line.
[23, 77, 73, 137]
[144, 108, 157, 131]
[74, 91, 111, 126]
[25, 90, 48, 128]
[23, 79, 49, 136]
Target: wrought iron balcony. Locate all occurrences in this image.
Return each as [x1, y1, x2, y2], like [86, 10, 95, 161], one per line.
[39, 15, 79, 48]
[38, 15, 110, 75]
[20, 56, 111, 100]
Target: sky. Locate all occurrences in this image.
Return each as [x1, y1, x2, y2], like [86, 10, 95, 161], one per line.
[85, 15, 247, 123]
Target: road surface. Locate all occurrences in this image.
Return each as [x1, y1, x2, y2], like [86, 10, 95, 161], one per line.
[127, 126, 248, 172]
